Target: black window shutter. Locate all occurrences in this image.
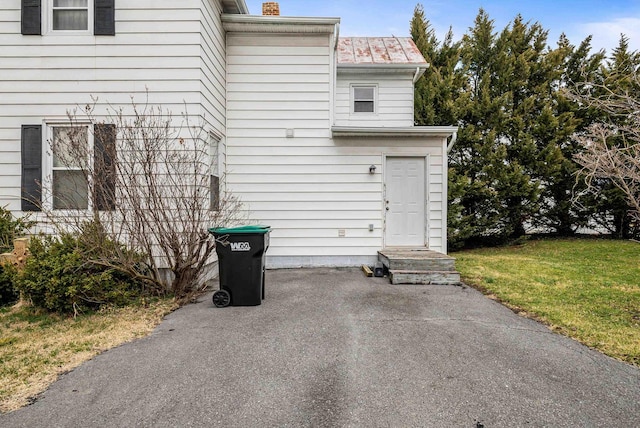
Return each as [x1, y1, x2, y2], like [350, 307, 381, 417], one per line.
[210, 175, 220, 211]
[21, 0, 41, 35]
[21, 125, 42, 211]
[94, 0, 115, 36]
[94, 124, 116, 210]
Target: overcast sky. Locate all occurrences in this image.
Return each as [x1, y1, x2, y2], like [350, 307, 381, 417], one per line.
[244, 0, 640, 57]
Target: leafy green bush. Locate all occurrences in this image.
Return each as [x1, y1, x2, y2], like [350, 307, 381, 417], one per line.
[0, 206, 34, 254]
[14, 233, 148, 314]
[0, 264, 18, 307]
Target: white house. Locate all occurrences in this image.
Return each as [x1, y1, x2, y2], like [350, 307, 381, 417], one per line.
[0, 1, 456, 271]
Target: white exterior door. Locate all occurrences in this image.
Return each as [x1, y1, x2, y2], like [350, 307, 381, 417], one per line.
[385, 157, 426, 247]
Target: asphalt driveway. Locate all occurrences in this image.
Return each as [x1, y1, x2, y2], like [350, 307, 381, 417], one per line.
[2, 268, 639, 427]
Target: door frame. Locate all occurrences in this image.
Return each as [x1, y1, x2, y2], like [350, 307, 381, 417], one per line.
[382, 153, 430, 248]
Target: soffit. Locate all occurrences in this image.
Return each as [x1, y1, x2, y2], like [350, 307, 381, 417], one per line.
[331, 126, 457, 138]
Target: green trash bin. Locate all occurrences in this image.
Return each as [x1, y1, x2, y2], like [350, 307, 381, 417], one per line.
[209, 225, 271, 307]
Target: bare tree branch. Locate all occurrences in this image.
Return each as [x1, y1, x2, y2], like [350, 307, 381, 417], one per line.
[37, 94, 245, 299]
[567, 75, 640, 225]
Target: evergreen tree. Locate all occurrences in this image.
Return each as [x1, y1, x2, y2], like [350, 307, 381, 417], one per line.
[490, 15, 551, 238]
[411, 4, 461, 126]
[537, 35, 604, 235]
[412, 5, 636, 246]
[448, 9, 511, 246]
[449, 10, 558, 244]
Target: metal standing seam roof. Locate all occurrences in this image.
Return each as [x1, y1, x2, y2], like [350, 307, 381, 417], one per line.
[337, 37, 427, 65]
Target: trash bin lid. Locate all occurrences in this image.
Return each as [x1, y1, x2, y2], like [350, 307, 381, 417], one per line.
[209, 225, 271, 235]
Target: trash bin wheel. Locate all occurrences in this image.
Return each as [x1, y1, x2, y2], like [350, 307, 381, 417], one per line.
[212, 290, 231, 308]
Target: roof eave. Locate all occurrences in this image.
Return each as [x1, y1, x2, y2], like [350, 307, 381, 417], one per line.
[236, 0, 249, 14]
[337, 63, 428, 74]
[221, 0, 249, 14]
[331, 126, 458, 138]
[222, 14, 340, 33]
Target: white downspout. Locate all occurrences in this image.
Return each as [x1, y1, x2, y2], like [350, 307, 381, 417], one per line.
[331, 22, 340, 127]
[446, 131, 457, 153]
[412, 67, 421, 84]
[412, 64, 428, 84]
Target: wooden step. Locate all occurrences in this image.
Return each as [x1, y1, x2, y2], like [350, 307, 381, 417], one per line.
[389, 269, 461, 285]
[378, 249, 456, 271]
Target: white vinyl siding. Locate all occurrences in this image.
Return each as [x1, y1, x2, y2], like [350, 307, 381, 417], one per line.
[335, 74, 414, 127]
[226, 141, 447, 259]
[199, 0, 227, 135]
[226, 32, 447, 264]
[1, 1, 450, 263]
[0, 0, 227, 212]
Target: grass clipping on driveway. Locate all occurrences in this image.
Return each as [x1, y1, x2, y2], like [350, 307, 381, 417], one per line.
[0, 299, 176, 413]
[455, 238, 640, 366]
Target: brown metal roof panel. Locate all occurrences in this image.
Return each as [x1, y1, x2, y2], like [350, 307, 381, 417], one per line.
[397, 37, 426, 63]
[352, 37, 374, 63]
[337, 37, 427, 65]
[337, 38, 356, 64]
[383, 37, 409, 63]
[366, 37, 390, 63]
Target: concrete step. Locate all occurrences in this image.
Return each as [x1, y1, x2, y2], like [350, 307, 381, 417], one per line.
[389, 269, 461, 285]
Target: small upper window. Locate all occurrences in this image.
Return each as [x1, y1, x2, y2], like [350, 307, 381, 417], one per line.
[353, 86, 376, 114]
[52, 0, 89, 31]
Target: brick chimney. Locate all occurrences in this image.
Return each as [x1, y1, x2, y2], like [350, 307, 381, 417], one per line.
[262, 2, 280, 16]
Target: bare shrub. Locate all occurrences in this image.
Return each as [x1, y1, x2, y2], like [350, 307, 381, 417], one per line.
[37, 96, 244, 300]
[568, 76, 640, 227]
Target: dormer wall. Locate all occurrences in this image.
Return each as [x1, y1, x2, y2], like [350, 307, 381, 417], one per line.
[334, 37, 426, 129]
[334, 72, 415, 127]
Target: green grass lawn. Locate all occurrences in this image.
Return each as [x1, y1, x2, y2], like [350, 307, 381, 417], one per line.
[454, 238, 640, 366]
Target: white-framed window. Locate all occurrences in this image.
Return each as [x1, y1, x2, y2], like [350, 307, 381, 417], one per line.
[50, 0, 92, 32]
[351, 84, 377, 114]
[48, 124, 91, 210]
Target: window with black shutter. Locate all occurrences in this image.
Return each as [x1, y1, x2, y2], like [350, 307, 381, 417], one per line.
[38, 123, 115, 211]
[21, 125, 43, 211]
[21, 0, 115, 35]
